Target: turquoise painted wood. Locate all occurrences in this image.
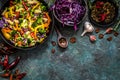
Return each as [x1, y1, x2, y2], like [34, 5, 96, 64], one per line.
[0, 0, 120, 80]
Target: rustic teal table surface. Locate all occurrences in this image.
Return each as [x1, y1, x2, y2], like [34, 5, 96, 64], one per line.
[0, 0, 120, 80]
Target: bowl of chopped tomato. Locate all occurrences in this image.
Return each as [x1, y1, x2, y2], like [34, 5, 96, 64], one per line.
[89, 0, 118, 27]
[0, 0, 54, 50]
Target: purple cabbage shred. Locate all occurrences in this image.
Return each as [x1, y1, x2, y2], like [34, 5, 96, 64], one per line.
[54, 0, 86, 30]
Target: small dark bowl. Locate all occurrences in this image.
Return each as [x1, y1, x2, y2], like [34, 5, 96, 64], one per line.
[53, 0, 87, 27]
[88, 0, 119, 27]
[0, 0, 54, 50]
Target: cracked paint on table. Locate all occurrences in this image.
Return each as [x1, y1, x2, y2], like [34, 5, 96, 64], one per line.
[0, 0, 120, 80]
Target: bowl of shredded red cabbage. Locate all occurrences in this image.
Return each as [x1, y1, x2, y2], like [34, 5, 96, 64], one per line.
[53, 0, 86, 30]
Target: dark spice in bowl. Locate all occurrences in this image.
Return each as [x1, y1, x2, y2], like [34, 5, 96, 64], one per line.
[59, 38, 67, 47]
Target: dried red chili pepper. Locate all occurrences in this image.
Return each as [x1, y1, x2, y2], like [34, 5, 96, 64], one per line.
[6, 56, 21, 70]
[16, 73, 26, 79]
[0, 42, 16, 55]
[3, 55, 9, 68]
[4, 44, 13, 50]
[0, 72, 11, 78]
[96, 1, 104, 8]
[99, 13, 107, 21]
[0, 49, 12, 55]
[0, 49, 6, 54]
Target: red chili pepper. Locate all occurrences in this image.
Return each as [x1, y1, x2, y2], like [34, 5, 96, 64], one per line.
[0, 62, 3, 65]
[0, 49, 14, 55]
[3, 55, 9, 68]
[5, 56, 21, 70]
[99, 13, 107, 21]
[0, 72, 10, 78]
[0, 43, 15, 55]
[96, 1, 104, 8]
[22, 1, 28, 11]
[0, 49, 6, 54]
[16, 73, 26, 79]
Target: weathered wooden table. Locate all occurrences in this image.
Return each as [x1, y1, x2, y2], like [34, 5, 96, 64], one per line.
[0, 0, 120, 80]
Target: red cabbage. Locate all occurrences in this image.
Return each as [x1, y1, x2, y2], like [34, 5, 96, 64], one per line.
[54, 0, 86, 31]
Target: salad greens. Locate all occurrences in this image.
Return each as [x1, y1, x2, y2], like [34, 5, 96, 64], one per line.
[0, 0, 51, 47]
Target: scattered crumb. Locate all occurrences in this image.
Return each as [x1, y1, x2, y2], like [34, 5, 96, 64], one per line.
[70, 37, 76, 43]
[114, 32, 119, 37]
[51, 41, 56, 46]
[95, 28, 100, 33]
[107, 37, 112, 41]
[98, 34, 104, 39]
[51, 48, 55, 54]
